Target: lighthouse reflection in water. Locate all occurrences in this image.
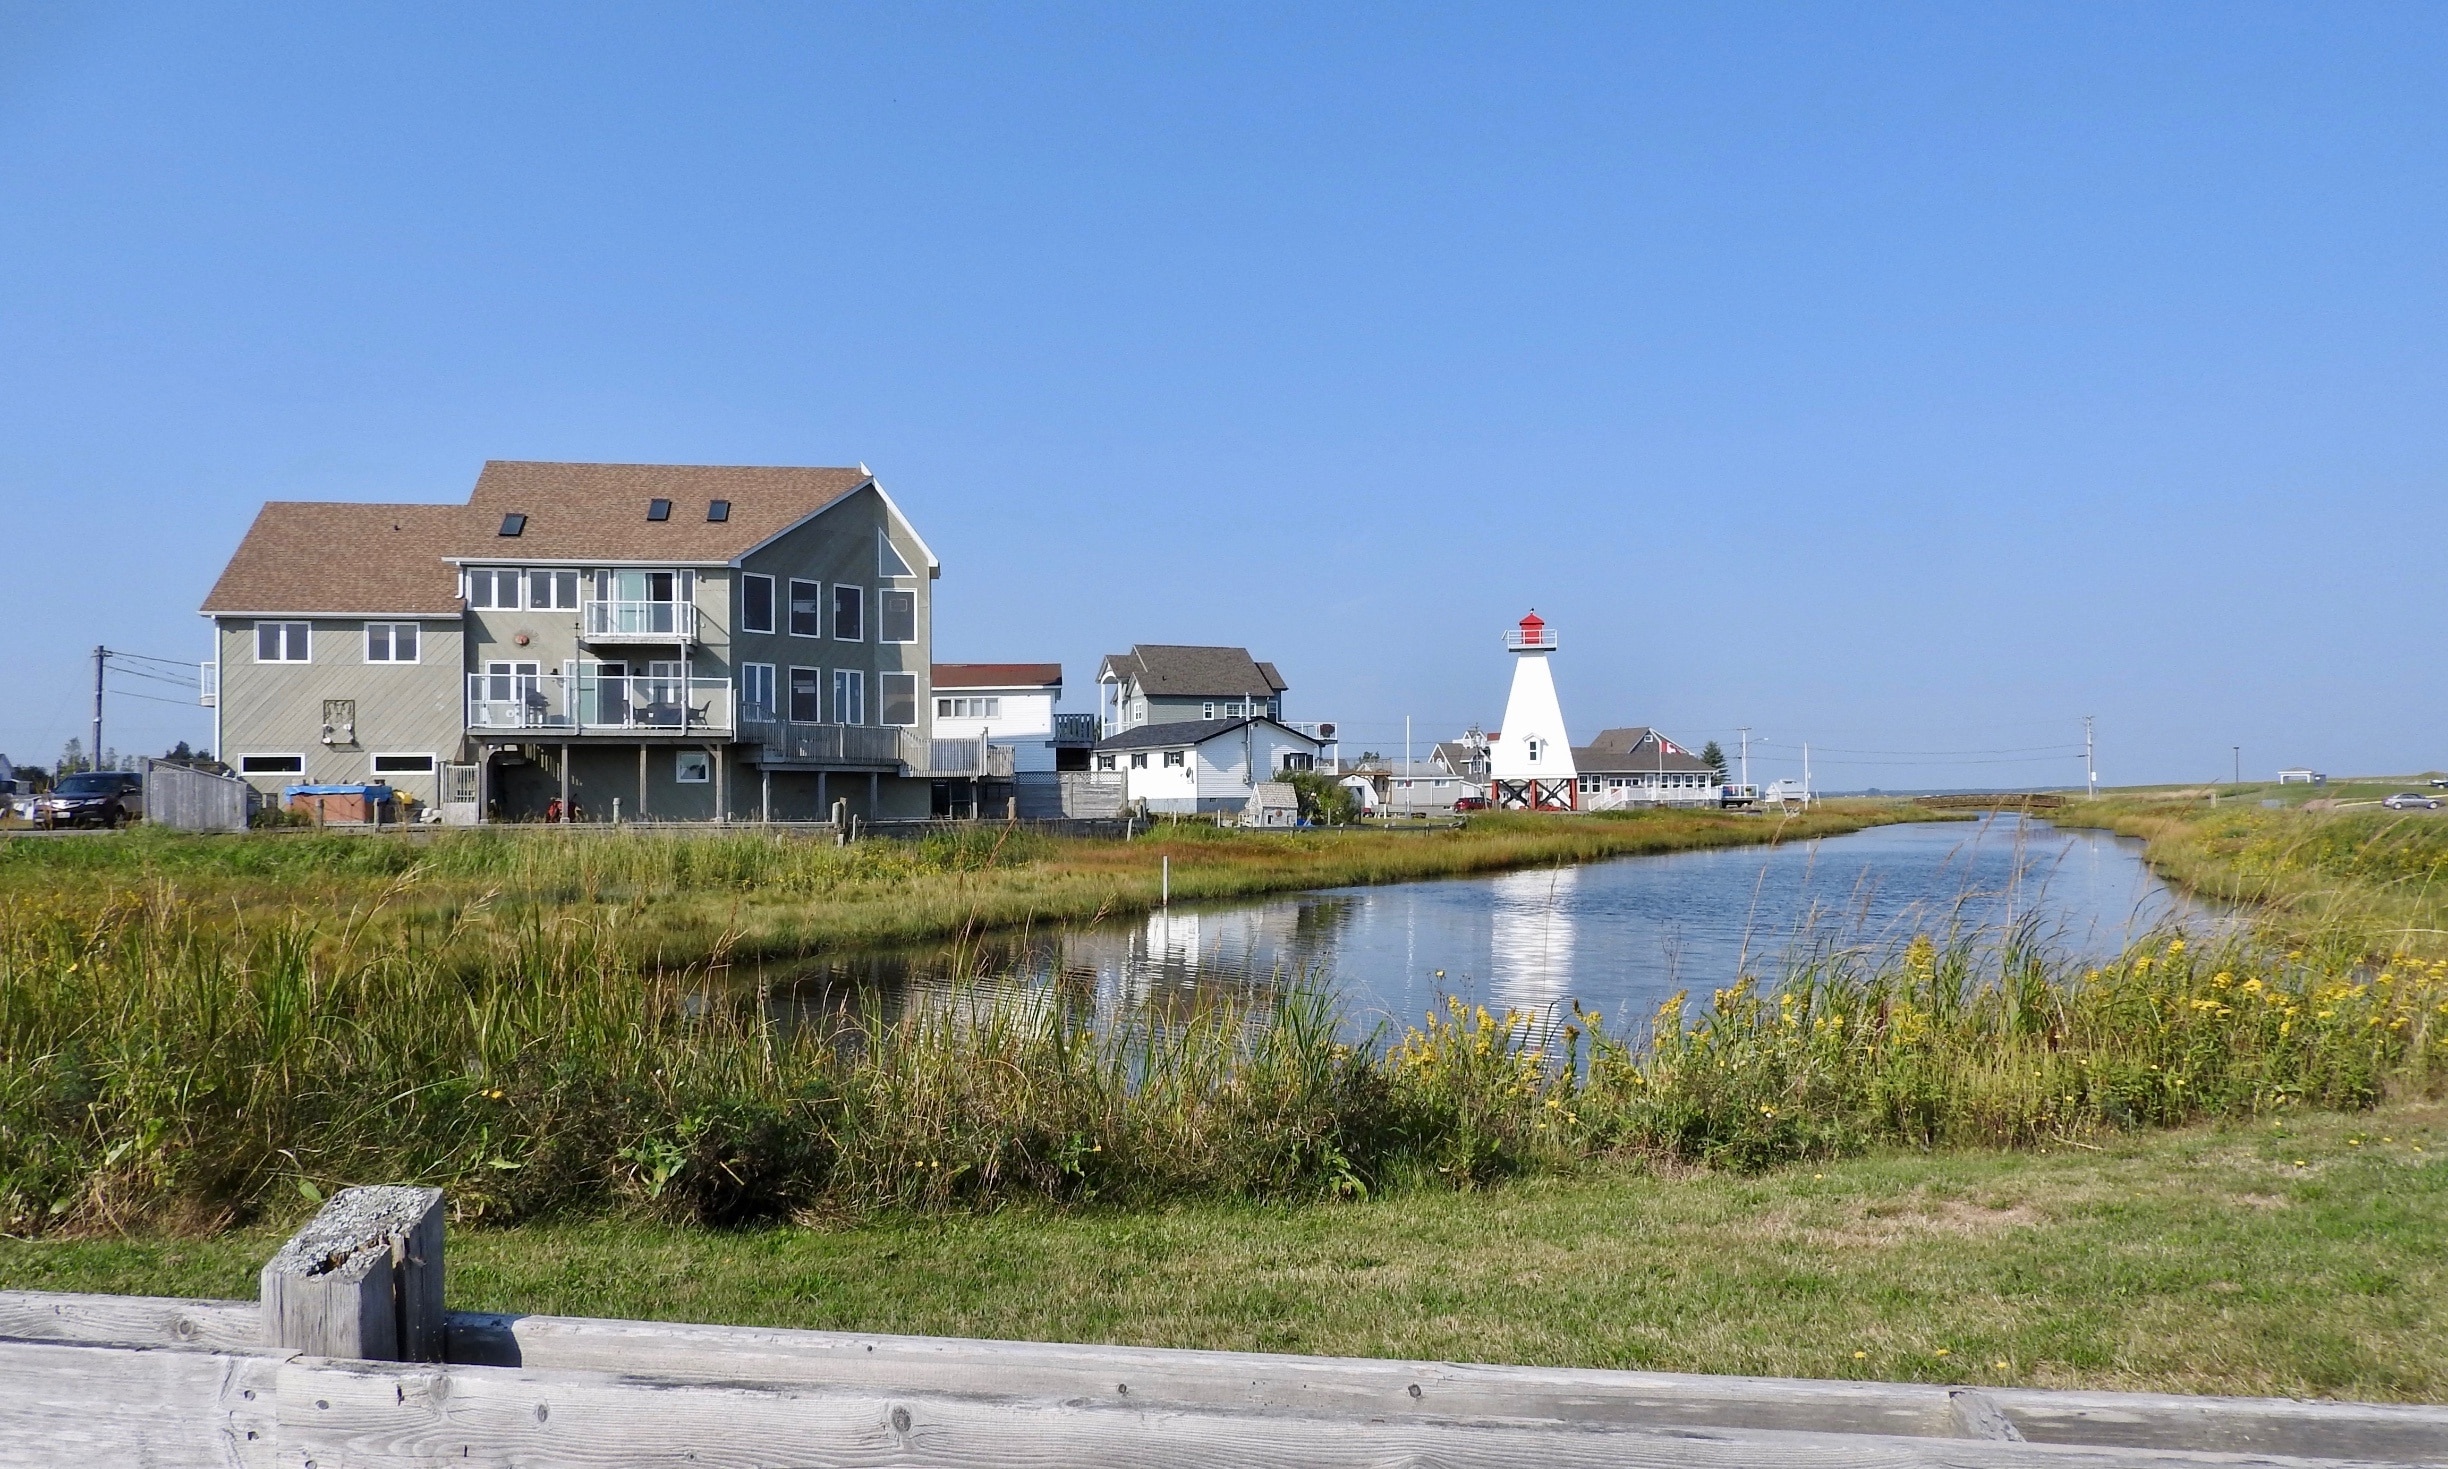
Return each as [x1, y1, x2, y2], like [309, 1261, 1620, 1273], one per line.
[762, 816, 2223, 1041]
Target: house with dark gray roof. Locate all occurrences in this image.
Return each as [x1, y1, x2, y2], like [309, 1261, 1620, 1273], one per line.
[1571, 726, 1726, 809]
[201, 461, 954, 825]
[1095, 645, 1287, 736]
[1091, 715, 1323, 819]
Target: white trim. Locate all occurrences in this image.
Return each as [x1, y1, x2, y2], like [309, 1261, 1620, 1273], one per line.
[206, 610, 456, 619]
[370, 752, 438, 774]
[832, 668, 865, 725]
[786, 578, 825, 639]
[254, 621, 311, 663]
[442, 556, 729, 569]
[741, 572, 777, 635]
[740, 662, 775, 718]
[878, 529, 917, 579]
[877, 586, 916, 644]
[727, 477, 942, 576]
[786, 664, 824, 724]
[364, 622, 421, 664]
[830, 584, 864, 642]
[238, 753, 307, 774]
[674, 750, 711, 784]
[878, 671, 919, 727]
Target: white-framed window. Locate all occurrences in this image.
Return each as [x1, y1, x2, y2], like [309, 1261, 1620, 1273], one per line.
[1162, 750, 1185, 767]
[372, 753, 436, 775]
[1525, 737, 1544, 763]
[741, 573, 776, 635]
[831, 585, 863, 642]
[1096, 754, 1117, 771]
[1201, 702, 1215, 720]
[675, 751, 711, 784]
[741, 663, 775, 721]
[526, 569, 579, 610]
[255, 622, 310, 662]
[879, 672, 918, 727]
[1130, 698, 1146, 724]
[1281, 752, 1313, 772]
[1129, 752, 1148, 769]
[878, 588, 916, 644]
[788, 666, 823, 723]
[465, 568, 521, 609]
[238, 753, 306, 774]
[788, 579, 823, 638]
[935, 696, 1001, 718]
[879, 530, 915, 578]
[364, 623, 419, 663]
[832, 669, 865, 725]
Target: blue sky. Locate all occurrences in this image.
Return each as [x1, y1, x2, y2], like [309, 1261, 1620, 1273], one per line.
[3, 4, 2442, 789]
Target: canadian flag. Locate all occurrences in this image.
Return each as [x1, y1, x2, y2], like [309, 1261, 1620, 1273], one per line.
[1660, 739, 1681, 756]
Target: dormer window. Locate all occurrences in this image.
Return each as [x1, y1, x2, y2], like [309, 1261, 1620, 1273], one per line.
[498, 513, 526, 537]
[647, 498, 671, 522]
[707, 499, 730, 522]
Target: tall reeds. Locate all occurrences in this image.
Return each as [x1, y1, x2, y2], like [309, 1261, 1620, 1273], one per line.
[4, 887, 2440, 1237]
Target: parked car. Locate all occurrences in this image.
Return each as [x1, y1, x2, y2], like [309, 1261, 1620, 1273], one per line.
[1451, 795, 1490, 812]
[32, 771, 144, 827]
[2382, 792, 2441, 811]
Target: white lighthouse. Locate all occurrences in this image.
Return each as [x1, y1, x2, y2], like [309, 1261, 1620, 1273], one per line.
[1489, 610, 1576, 810]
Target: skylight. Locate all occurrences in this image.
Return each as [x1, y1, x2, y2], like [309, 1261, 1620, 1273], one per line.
[707, 499, 731, 522]
[498, 513, 526, 537]
[647, 499, 671, 522]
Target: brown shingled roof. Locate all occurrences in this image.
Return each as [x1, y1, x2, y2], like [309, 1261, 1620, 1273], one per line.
[933, 663, 1063, 689]
[1096, 645, 1287, 697]
[200, 503, 469, 615]
[463, 461, 873, 563]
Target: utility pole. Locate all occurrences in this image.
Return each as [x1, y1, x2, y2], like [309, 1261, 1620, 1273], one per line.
[1737, 726, 1751, 791]
[2233, 746, 2241, 786]
[2084, 715, 2097, 798]
[91, 646, 107, 773]
[1802, 741, 1812, 806]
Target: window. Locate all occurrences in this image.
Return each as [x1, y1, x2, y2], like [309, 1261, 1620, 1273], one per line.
[832, 669, 864, 725]
[255, 622, 310, 662]
[1162, 751, 1185, 768]
[527, 569, 579, 610]
[831, 584, 862, 641]
[675, 751, 710, 783]
[741, 574, 776, 634]
[365, 623, 419, 663]
[879, 531, 915, 578]
[372, 753, 436, 775]
[1525, 737, 1544, 762]
[879, 588, 916, 643]
[239, 753, 305, 774]
[1281, 752, 1313, 772]
[1201, 702, 1215, 720]
[788, 579, 823, 637]
[647, 498, 671, 522]
[788, 666, 823, 723]
[1096, 753, 1117, 771]
[740, 663, 775, 720]
[498, 513, 525, 537]
[935, 696, 1001, 718]
[879, 672, 918, 727]
[1130, 752, 1149, 769]
[707, 499, 730, 522]
[465, 568, 520, 609]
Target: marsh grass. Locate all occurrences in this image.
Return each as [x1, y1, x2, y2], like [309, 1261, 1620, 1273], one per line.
[5, 872, 2440, 1235]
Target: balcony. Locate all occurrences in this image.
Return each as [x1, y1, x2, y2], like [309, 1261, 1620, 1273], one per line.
[1503, 627, 1559, 651]
[927, 738, 1016, 779]
[581, 599, 698, 643]
[1051, 712, 1100, 746]
[467, 671, 731, 735]
[741, 715, 909, 768]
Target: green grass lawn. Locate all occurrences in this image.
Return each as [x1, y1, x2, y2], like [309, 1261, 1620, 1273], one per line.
[12, 1099, 2442, 1403]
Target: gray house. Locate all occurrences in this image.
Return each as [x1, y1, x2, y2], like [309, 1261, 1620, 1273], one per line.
[1572, 727, 1723, 809]
[201, 461, 950, 823]
[1096, 645, 1287, 735]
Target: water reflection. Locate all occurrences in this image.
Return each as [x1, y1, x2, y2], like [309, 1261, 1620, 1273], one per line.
[755, 815, 2229, 1039]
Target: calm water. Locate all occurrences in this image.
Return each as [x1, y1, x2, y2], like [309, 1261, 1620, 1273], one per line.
[766, 816, 2226, 1035]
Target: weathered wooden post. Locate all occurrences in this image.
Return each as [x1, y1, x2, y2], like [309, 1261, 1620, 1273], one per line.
[260, 1184, 445, 1361]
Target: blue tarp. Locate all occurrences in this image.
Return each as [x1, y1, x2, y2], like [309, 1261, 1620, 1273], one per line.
[282, 784, 396, 800]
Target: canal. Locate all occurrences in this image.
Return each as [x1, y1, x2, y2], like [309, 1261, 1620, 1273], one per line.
[770, 814, 2227, 1036]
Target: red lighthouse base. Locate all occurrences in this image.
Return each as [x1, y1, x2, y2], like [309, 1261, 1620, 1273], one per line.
[1493, 778, 1576, 812]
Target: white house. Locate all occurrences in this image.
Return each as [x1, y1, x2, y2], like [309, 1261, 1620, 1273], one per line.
[1092, 715, 1324, 818]
[2276, 768, 2325, 785]
[1489, 611, 1575, 811]
[932, 663, 1063, 773]
[1573, 727, 1724, 809]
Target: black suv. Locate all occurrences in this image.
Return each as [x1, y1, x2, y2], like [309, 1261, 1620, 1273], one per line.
[35, 771, 145, 828]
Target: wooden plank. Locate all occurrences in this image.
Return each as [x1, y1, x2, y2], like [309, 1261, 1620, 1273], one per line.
[0, 1289, 260, 1351]
[278, 1355, 2390, 1469]
[1955, 1390, 2027, 1442]
[448, 1313, 2448, 1459]
[260, 1185, 445, 1361]
[0, 1335, 281, 1469]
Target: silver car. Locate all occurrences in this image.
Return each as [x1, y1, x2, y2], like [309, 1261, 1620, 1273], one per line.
[2381, 792, 2441, 811]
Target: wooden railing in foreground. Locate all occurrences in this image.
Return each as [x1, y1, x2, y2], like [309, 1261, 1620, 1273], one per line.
[3, 1187, 2444, 1468]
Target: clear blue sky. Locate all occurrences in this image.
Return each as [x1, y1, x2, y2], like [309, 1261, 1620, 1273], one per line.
[4, 4, 2442, 789]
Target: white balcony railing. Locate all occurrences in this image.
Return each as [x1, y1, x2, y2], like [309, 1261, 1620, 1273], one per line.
[199, 661, 218, 708]
[581, 599, 698, 641]
[466, 671, 731, 734]
[1503, 627, 1559, 651]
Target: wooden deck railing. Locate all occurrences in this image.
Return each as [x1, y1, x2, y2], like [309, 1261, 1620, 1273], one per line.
[4, 1184, 2442, 1467]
